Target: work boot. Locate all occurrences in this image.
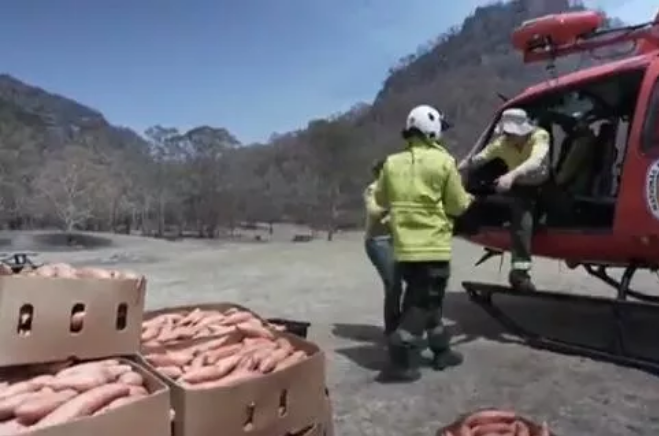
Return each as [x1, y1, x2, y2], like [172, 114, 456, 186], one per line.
[508, 269, 536, 292]
[431, 349, 464, 371]
[376, 346, 421, 384]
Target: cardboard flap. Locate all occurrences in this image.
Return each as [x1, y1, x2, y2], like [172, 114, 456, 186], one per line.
[0, 276, 146, 367]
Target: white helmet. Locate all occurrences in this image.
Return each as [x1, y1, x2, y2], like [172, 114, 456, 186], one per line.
[405, 105, 449, 140]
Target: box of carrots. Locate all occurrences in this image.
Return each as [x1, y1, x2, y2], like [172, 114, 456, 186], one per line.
[140, 305, 330, 436]
[0, 357, 172, 436]
[0, 263, 146, 367]
[437, 409, 553, 436]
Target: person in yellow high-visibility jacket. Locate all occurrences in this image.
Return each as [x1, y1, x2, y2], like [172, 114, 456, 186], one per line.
[374, 104, 473, 383]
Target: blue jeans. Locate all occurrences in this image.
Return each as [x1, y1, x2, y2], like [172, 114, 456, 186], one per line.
[365, 236, 403, 333]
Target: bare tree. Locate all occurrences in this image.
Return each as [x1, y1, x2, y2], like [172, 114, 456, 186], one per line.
[30, 145, 105, 231]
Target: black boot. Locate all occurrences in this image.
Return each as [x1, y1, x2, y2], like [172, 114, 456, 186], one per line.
[431, 349, 464, 371]
[376, 345, 421, 383]
[508, 269, 536, 292]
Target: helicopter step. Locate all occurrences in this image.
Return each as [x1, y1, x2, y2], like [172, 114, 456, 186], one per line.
[462, 279, 659, 375]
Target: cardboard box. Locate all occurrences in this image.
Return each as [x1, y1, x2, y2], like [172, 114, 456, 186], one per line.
[289, 395, 333, 436]
[142, 333, 327, 436]
[0, 357, 171, 436]
[0, 276, 146, 367]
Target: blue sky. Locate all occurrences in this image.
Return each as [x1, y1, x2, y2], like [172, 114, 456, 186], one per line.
[0, 0, 655, 143]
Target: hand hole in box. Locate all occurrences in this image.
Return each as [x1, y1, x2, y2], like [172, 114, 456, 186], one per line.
[278, 389, 288, 417]
[17, 304, 33, 336]
[115, 303, 128, 330]
[70, 303, 86, 333]
[243, 402, 256, 431]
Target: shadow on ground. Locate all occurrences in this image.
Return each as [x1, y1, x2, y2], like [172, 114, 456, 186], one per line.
[333, 289, 659, 373]
[31, 232, 114, 252]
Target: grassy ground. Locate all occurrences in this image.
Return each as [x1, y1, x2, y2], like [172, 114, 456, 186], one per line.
[19, 229, 659, 436]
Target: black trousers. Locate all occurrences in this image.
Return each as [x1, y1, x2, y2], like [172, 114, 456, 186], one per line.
[389, 261, 451, 356]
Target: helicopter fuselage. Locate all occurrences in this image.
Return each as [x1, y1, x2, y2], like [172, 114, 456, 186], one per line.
[461, 51, 659, 268]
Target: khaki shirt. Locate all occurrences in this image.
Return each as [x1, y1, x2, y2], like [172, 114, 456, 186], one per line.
[472, 128, 551, 185]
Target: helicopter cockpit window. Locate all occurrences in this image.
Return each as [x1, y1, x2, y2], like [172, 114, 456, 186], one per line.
[641, 76, 659, 154]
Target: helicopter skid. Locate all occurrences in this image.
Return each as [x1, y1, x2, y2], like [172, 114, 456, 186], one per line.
[462, 280, 659, 375]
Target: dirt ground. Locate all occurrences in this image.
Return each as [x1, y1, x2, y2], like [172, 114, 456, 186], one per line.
[14, 229, 659, 436]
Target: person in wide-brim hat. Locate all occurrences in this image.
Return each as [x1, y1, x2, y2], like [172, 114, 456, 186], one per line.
[457, 107, 551, 293]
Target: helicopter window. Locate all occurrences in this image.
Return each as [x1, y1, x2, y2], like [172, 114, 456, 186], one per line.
[641, 76, 659, 154]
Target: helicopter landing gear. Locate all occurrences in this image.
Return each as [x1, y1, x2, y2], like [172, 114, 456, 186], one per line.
[463, 264, 659, 374]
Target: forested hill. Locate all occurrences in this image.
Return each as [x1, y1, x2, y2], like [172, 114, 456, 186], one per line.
[0, 0, 620, 236]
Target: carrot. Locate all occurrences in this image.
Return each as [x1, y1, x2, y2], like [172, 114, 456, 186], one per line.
[94, 394, 145, 416]
[157, 366, 183, 379]
[48, 371, 111, 392]
[104, 364, 133, 380]
[219, 311, 254, 326]
[258, 342, 293, 373]
[34, 383, 130, 427]
[192, 327, 212, 339]
[0, 419, 26, 435]
[190, 355, 206, 369]
[28, 375, 55, 386]
[513, 421, 530, 436]
[142, 340, 163, 350]
[180, 354, 242, 384]
[464, 410, 517, 428]
[145, 351, 191, 367]
[181, 308, 205, 325]
[15, 389, 78, 425]
[127, 385, 147, 396]
[250, 342, 278, 366]
[166, 350, 194, 367]
[190, 369, 259, 389]
[56, 359, 119, 377]
[236, 321, 275, 339]
[142, 316, 168, 330]
[238, 355, 258, 371]
[196, 314, 225, 328]
[0, 390, 45, 420]
[118, 371, 143, 386]
[0, 381, 40, 399]
[274, 350, 307, 372]
[539, 422, 550, 436]
[205, 343, 243, 364]
[141, 327, 160, 342]
[196, 333, 240, 354]
[472, 422, 512, 436]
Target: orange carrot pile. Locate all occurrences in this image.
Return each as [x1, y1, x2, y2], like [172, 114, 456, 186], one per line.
[442, 409, 550, 436]
[141, 307, 283, 348]
[142, 308, 309, 389]
[0, 262, 142, 280]
[0, 359, 167, 434]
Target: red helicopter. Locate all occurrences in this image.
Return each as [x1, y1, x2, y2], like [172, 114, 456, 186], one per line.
[457, 9, 659, 372]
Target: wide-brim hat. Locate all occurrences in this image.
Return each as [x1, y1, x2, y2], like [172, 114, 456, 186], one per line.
[500, 108, 535, 136]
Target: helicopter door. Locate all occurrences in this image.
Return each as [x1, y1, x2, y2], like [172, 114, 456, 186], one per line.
[615, 61, 659, 235]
